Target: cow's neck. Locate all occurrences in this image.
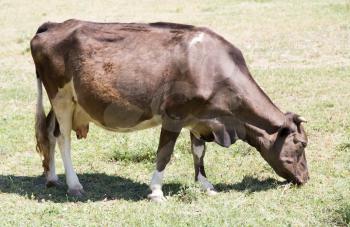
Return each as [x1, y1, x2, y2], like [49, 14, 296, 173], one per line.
[229, 71, 286, 152]
[230, 71, 286, 134]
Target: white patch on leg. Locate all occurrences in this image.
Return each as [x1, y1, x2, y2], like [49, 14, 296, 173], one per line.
[46, 139, 58, 182]
[198, 173, 218, 196]
[57, 134, 83, 193]
[198, 172, 213, 190]
[148, 170, 165, 202]
[189, 33, 205, 47]
[52, 81, 83, 195]
[193, 144, 204, 158]
[46, 116, 58, 183]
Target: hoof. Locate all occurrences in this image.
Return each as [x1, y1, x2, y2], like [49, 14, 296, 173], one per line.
[206, 189, 218, 196]
[46, 180, 63, 188]
[148, 193, 166, 203]
[67, 188, 85, 197]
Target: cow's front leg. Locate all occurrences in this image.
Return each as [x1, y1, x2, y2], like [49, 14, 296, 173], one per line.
[148, 127, 180, 202]
[54, 101, 84, 196]
[190, 133, 217, 196]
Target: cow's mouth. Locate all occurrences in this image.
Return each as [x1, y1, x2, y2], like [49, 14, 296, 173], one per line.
[287, 174, 309, 185]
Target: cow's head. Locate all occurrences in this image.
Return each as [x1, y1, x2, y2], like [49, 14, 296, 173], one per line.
[189, 109, 309, 185]
[261, 113, 309, 185]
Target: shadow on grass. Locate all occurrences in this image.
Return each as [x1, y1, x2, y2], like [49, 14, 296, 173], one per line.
[215, 176, 284, 194]
[0, 174, 283, 202]
[0, 173, 181, 203]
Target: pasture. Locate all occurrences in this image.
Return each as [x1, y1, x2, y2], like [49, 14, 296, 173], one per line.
[0, 0, 349, 226]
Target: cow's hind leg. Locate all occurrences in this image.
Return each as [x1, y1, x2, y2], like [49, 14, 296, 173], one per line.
[190, 133, 217, 195]
[53, 96, 84, 196]
[148, 127, 180, 202]
[45, 110, 62, 187]
[35, 78, 60, 187]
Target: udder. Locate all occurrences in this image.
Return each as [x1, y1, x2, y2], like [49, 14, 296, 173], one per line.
[72, 104, 92, 139]
[75, 124, 89, 139]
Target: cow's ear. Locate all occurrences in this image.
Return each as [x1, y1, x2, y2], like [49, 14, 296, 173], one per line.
[293, 114, 307, 125]
[286, 112, 307, 125]
[212, 124, 237, 148]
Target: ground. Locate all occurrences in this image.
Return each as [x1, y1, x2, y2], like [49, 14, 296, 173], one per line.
[0, 0, 350, 226]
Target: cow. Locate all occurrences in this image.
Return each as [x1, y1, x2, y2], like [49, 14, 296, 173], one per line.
[30, 19, 309, 202]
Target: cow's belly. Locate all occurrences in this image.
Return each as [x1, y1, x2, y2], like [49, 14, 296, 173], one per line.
[73, 102, 162, 136]
[74, 99, 162, 133]
[90, 113, 162, 132]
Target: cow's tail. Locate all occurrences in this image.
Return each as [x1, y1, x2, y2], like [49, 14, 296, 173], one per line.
[35, 72, 55, 174]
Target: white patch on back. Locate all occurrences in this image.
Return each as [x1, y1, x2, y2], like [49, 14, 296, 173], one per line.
[189, 33, 205, 47]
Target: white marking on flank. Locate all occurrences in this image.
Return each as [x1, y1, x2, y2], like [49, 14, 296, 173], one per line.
[189, 33, 204, 47]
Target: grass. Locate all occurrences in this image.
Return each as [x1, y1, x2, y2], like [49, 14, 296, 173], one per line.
[0, 0, 350, 226]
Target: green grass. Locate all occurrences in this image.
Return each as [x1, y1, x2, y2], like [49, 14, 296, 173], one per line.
[0, 0, 350, 226]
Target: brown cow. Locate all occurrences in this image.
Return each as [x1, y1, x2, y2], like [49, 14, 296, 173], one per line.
[31, 19, 309, 202]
